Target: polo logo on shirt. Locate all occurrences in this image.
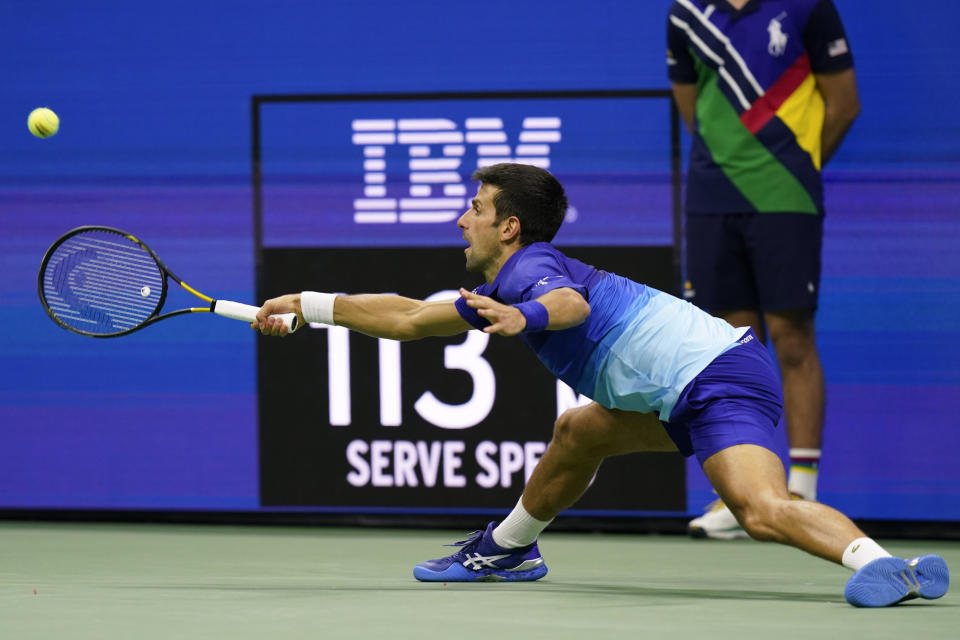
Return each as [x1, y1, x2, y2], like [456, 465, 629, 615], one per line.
[767, 13, 788, 57]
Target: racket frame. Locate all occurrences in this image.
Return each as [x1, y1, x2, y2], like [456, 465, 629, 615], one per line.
[39, 225, 225, 338]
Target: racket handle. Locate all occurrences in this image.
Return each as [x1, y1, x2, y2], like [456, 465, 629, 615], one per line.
[211, 300, 299, 333]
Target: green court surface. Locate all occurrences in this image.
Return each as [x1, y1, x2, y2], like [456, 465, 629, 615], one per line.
[1, 522, 956, 639]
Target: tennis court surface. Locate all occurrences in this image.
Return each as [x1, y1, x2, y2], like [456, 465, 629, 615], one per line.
[2, 521, 956, 639]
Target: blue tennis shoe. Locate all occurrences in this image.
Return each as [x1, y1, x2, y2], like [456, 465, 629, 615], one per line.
[845, 555, 950, 607]
[413, 522, 548, 582]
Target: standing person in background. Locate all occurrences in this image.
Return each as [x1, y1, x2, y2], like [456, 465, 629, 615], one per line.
[666, 0, 860, 538]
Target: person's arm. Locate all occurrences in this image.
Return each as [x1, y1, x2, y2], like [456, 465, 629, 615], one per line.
[254, 292, 472, 340]
[670, 81, 698, 134]
[459, 286, 590, 337]
[666, 1, 698, 135]
[815, 68, 860, 166]
[801, 0, 858, 166]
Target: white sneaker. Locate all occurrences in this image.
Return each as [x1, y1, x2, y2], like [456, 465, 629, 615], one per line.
[688, 499, 749, 539]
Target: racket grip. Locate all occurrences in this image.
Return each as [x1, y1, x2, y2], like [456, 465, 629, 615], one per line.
[211, 300, 299, 333]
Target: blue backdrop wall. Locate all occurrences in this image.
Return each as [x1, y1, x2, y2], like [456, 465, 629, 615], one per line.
[2, 1, 958, 521]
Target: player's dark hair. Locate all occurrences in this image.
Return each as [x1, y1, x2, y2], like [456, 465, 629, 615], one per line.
[471, 163, 568, 245]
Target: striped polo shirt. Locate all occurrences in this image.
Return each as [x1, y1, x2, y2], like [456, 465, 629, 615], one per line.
[667, 0, 854, 214]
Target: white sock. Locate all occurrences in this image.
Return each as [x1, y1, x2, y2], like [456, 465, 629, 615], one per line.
[492, 497, 552, 549]
[842, 537, 893, 572]
[787, 448, 820, 500]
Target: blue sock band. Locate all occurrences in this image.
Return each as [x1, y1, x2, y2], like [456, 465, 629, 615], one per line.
[513, 300, 549, 333]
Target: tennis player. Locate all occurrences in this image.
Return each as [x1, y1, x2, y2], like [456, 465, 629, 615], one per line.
[255, 163, 949, 607]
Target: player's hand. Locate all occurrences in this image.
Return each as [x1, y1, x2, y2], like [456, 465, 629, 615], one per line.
[254, 294, 303, 337]
[459, 288, 526, 336]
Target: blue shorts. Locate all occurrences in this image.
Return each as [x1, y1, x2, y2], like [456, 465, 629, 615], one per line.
[685, 212, 823, 312]
[660, 329, 783, 465]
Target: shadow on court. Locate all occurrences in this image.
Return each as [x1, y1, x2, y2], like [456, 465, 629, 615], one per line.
[106, 577, 960, 608]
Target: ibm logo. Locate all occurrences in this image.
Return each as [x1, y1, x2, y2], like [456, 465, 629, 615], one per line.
[351, 117, 562, 224]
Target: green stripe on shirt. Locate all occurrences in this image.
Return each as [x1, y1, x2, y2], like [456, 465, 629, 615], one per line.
[695, 63, 818, 214]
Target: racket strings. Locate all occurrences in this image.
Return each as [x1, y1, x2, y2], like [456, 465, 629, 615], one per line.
[42, 232, 164, 334]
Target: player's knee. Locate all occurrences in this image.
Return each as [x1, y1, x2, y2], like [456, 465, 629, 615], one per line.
[552, 410, 584, 449]
[731, 501, 788, 543]
[551, 409, 604, 458]
[738, 515, 779, 542]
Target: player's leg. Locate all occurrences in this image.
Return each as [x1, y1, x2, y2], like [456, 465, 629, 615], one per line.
[703, 443, 950, 606]
[413, 404, 674, 582]
[685, 306, 768, 539]
[512, 403, 675, 523]
[702, 443, 856, 560]
[765, 308, 824, 499]
[689, 334, 949, 606]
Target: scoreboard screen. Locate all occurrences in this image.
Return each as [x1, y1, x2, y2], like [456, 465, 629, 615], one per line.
[253, 91, 687, 515]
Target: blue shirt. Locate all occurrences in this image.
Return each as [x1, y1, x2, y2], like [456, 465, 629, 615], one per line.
[455, 243, 747, 420]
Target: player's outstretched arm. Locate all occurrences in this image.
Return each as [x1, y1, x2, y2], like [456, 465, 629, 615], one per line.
[460, 286, 590, 337]
[254, 292, 471, 340]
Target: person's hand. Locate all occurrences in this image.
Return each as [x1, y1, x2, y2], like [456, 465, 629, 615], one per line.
[459, 288, 526, 336]
[253, 294, 303, 337]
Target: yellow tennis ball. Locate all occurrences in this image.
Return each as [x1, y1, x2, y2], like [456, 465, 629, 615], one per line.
[28, 107, 60, 138]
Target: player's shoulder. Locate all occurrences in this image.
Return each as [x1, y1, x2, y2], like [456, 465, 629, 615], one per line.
[497, 243, 565, 296]
[512, 242, 568, 272]
[520, 241, 564, 258]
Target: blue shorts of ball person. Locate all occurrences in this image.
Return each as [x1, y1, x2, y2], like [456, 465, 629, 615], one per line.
[685, 212, 823, 312]
[661, 329, 783, 466]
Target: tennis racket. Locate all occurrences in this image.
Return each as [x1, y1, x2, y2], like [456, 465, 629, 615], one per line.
[38, 226, 298, 338]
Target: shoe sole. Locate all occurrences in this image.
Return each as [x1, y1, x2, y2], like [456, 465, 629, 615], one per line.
[414, 562, 548, 582]
[845, 555, 950, 607]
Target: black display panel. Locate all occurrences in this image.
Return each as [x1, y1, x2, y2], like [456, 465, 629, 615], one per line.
[259, 246, 684, 514]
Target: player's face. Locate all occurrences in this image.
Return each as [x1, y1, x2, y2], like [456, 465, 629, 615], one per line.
[457, 184, 503, 277]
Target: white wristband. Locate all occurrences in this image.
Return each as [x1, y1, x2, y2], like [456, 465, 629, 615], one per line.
[300, 291, 338, 325]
